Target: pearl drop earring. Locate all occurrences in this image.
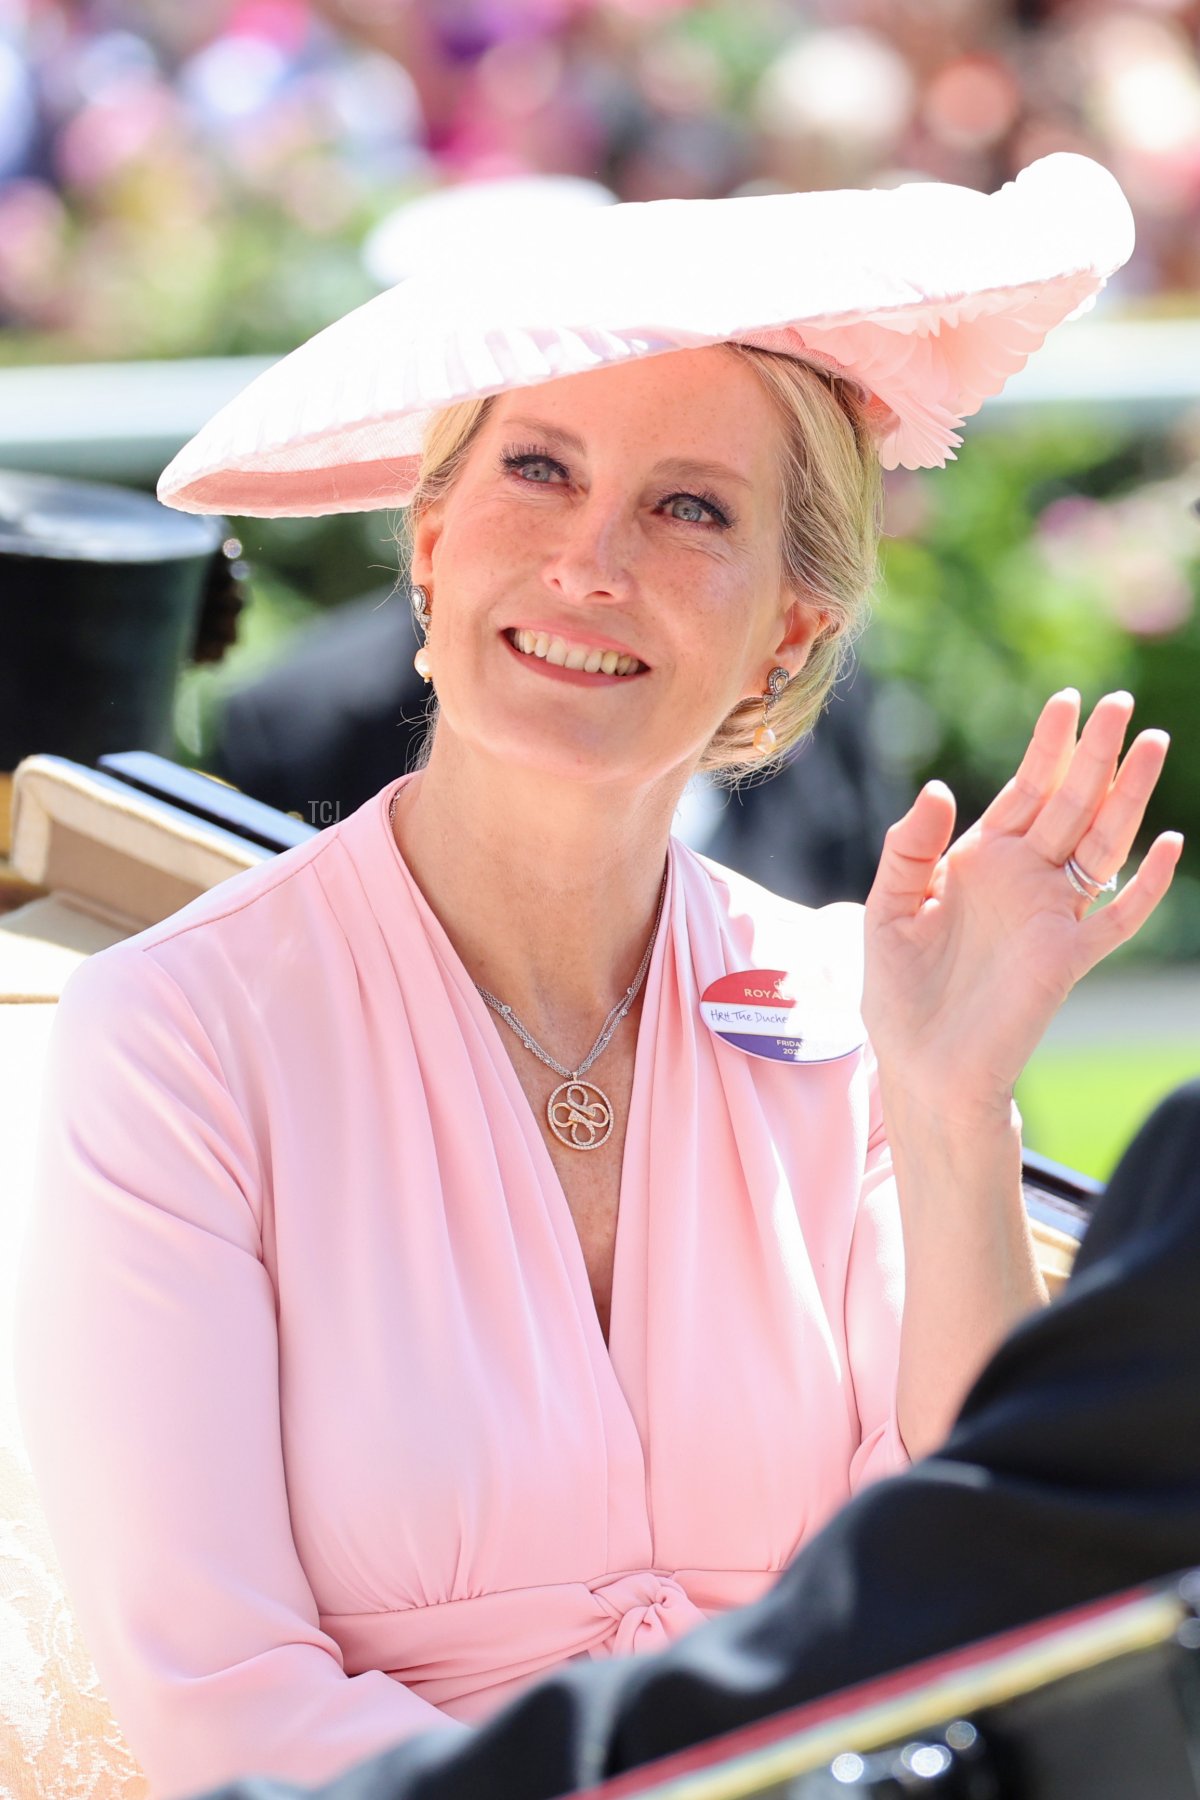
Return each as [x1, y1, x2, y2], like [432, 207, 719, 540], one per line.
[411, 584, 432, 681]
[753, 667, 790, 755]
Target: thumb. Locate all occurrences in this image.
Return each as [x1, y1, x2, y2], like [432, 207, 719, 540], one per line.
[868, 781, 957, 928]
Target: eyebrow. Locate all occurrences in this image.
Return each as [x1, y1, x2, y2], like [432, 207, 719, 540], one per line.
[501, 415, 756, 492]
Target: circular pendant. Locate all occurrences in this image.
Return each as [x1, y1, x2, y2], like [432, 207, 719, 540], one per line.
[547, 1080, 614, 1151]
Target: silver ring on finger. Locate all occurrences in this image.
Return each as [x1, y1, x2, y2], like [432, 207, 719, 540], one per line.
[1063, 853, 1119, 902]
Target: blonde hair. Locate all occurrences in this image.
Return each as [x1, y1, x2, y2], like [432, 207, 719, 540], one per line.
[402, 345, 882, 779]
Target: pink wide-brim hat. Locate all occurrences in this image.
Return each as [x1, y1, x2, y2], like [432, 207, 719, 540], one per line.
[158, 153, 1135, 520]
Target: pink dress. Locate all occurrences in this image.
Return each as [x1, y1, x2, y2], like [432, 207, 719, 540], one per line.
[14, 775, 908, 1800]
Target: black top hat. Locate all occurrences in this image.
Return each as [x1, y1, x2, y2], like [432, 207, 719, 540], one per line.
[0, 469, 239, 772]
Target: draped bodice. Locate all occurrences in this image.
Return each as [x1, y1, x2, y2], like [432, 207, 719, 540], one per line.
[14, 774, 908, 1798]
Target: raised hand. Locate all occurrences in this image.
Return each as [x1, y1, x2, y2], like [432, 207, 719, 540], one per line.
[862, 690, 1183, 1125]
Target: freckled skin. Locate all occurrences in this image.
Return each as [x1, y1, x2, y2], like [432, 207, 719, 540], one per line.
[409, 349, 828, 792]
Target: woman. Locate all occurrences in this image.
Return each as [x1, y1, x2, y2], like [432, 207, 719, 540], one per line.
[14, 155, 1181, 1800]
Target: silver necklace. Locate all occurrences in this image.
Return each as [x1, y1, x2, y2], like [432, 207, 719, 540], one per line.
[389, 790, 667, 1152]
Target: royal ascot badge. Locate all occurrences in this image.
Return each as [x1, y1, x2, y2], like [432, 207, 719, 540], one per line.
[699, 969, 865, 1066]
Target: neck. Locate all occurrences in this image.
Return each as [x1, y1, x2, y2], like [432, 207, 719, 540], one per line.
[391, 733, 682, 1062]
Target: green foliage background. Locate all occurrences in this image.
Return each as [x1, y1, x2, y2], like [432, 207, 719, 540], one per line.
[867, 421, 1200, 964]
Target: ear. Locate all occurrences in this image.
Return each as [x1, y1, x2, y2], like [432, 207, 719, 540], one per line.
[409, 500, 445, 587]
[772, 591, 833, 676]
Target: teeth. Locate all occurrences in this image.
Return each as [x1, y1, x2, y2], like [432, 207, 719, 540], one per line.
[510, 631, 642, 676]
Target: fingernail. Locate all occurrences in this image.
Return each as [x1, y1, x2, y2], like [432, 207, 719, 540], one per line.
[1109, 689, 1134, 706]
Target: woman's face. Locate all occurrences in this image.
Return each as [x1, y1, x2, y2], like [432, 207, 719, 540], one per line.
[410, 346, 827, 792]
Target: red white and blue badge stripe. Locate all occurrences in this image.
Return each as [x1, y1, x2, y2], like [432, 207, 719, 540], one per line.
[699, 969, 864, 1066]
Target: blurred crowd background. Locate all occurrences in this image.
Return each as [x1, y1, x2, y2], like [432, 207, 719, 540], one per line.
[2, 0, 1200, 1169]
[6, 0, 1200, 358]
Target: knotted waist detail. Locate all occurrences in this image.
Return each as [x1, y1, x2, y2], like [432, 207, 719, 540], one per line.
[323, 1566, 777, 1719]
[586, 1569, 703, 1656]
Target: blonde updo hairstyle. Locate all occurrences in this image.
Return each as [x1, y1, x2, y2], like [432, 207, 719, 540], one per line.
[401, 344, 883, 779]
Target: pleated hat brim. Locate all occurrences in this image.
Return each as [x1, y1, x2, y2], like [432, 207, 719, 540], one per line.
[157, 153, 1135, 520]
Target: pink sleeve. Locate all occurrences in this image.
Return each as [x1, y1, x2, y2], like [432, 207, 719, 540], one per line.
[12, 946, 461, 1800]
[844, 1056, 911, 1493]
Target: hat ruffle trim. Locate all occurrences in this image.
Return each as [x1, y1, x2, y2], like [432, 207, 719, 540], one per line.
[158, 154, 1133, 518]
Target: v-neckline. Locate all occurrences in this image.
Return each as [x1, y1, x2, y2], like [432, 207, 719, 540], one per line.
[379, 776, 676, 1389]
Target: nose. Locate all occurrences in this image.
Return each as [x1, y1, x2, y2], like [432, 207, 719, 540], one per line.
[540, 489, 635, 609]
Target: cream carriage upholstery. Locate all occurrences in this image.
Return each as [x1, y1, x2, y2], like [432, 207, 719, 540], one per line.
[1, 756, 275, 1799]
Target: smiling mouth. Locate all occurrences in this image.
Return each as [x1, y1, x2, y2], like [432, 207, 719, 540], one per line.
[505, 629, 647, 677]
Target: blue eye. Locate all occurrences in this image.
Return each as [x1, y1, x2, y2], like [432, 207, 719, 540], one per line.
[500, 445, 733, 529]
[661, 491, 732, 529]
[501, 448, 567, 484]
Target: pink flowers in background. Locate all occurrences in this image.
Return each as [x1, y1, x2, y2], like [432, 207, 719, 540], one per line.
[56, 70, 181, 189]
[1036, 482, 1198, 639]
[3, 0, 1200, 352]
[0, 178, 68, 324]
[881, 469, 933, 543]
[1078, 11, 1200, 221]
